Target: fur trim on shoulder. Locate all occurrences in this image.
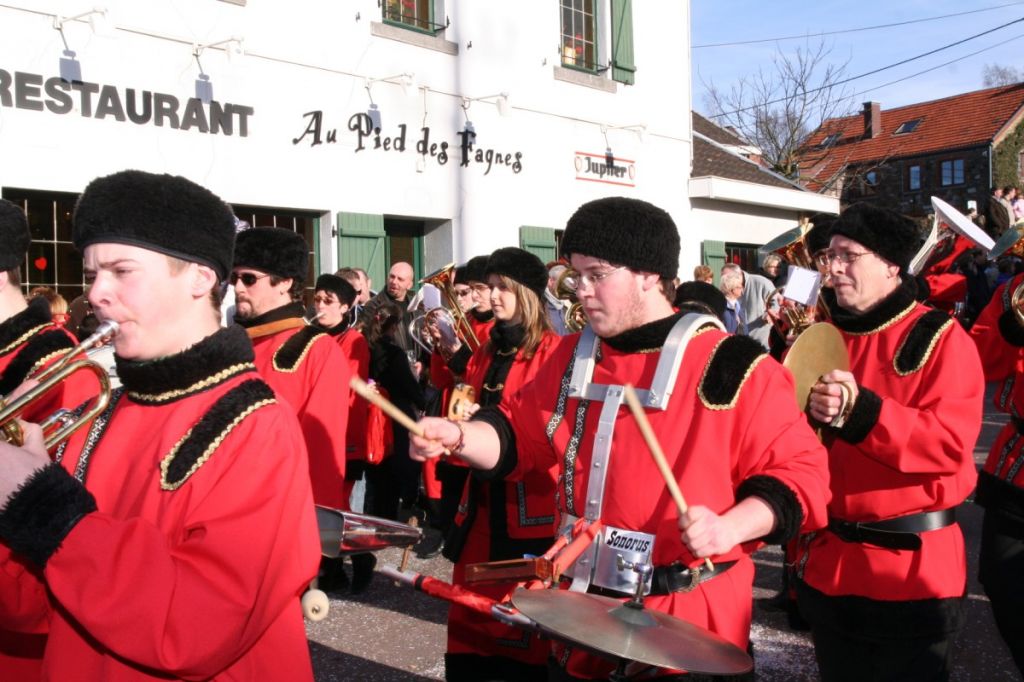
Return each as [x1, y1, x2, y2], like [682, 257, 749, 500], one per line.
[273, 326, 325, 372]
[0, 328, 75, 395]
[698, 335, 768, 410]
[160, 379, 276, 490]
[894, 310, 953, 376]
[0, 463, 96, 568]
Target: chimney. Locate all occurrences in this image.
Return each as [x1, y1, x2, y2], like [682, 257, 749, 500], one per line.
[862, 101, 881, 139]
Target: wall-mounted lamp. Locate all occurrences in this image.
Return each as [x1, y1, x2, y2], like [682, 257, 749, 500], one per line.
[53, 7, 115, 83]
[464, 92, 512, 117]
[601, 123, 645, 168]
[192, 37, 245, 103]
[363, 73, 417, 131]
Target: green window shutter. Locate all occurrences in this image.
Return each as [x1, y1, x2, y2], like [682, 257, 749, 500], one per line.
[519, 225, 558, 264]
[337, 212, 386, 291]
[701, 240, 726, 287]
[610, 0, 635, 85]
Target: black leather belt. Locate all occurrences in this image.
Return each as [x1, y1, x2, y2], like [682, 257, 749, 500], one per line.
[583, 560, 737, 598]
[828, 508, 956, 551]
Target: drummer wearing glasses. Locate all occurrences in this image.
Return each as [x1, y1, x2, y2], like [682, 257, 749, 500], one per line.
[412, 197, 830, 680]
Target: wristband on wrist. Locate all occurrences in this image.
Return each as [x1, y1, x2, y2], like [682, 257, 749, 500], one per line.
[446, 419, 467, 455]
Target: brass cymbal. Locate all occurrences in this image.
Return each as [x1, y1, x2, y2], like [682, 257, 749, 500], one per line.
[510, 588, 753, 675]
[783, 322, 850, 412]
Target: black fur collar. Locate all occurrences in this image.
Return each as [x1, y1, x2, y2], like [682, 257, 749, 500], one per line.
[234, 301, 305, 329]
[0, 297, 52, 353]
[602, 313, 683, 353]
[116, 325, 255, 403]
[319, 319, 351, 337]
[470, 309, 494, 323]
[489, 321, 525, 354]
[826, 274, 918, 334]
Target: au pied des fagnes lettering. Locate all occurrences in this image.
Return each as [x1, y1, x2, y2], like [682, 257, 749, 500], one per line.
[292, 110, 523, 175]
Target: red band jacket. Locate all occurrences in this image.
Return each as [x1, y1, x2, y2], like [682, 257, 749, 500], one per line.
[0, 325, 320, 681]
[474, 313, 830, 678]
[0, 297, 105, 681]
[799, 280, 983, 603]
[242, 302, 351, 509]
[969, 273, 1024, 516]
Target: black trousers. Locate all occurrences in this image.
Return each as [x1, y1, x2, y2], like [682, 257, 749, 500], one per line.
[797, 580, 961, 682]
[979, 510, 1024, 676]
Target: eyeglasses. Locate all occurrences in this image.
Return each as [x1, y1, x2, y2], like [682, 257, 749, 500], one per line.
[229, 271, 270, 287]
[562, 266, 627, 293]
[470, 283, 491, 293]
[313, 294, 339, 305]
[455, 289, 473, 297]
[816, 251, 872, 267]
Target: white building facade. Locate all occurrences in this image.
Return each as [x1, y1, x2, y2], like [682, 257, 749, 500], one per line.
[0, 0, 697, 299]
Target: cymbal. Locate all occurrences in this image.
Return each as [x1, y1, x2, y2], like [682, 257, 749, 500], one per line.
[783, 322, 850, 412]
[510, 588, 753, 675]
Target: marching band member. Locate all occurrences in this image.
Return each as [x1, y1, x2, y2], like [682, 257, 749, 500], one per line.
[0, 199, 101, 680]
[442, 248, 561, 681]
[232, 228, 351, 593]
[0, 170, 320, 680]
[232, 228, 351, 510]
[804, 203, 983, 681]
[968, 267, 1024, 675]
[412, 197, 830, 680]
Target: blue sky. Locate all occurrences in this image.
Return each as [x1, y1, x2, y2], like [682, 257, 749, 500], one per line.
[691, 0, 1024, 120]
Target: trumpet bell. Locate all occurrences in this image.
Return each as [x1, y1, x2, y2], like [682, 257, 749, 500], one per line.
[316, 506, 423, 557]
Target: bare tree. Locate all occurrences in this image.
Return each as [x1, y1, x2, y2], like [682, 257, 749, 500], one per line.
[983, 63, 1022, 87]
[701, 40, 854, 180]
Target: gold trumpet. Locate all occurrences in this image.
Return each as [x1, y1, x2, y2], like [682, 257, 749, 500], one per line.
[0, 320, 118, 451]
[417, 263, 480, 354]
[554, 269, 587, 333]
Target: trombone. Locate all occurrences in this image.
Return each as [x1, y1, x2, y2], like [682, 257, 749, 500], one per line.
[0, 319, 118, 451]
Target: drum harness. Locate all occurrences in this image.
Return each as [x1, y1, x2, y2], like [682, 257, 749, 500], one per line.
[546, 313, 735, 599]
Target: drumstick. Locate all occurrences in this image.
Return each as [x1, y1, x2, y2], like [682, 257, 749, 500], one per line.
[350, 376, 450, 455]
[622, 384, 714, 572]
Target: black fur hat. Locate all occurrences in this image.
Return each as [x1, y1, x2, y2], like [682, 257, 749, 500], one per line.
[315, 273, 357, 306]
[485, 247, 548, 300]
[0, 199, 29, 272]
[233, 227, 309, 283]
[463, 255, 490, 284]
[454, 264, 469, 285]
[73, 170, 236, 279]
[831, 203, 919, 272]
[805, 213, 837, 255]
[561, 197, 680, 279]
[673, 281, 727, 322]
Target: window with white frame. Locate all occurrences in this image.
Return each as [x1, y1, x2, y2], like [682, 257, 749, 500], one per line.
[561, 0, 598, 71]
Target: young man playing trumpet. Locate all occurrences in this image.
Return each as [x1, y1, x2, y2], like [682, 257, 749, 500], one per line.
[0, 170, 320, 680]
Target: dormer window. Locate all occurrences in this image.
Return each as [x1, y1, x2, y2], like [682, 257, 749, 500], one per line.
[820, 133, 841, 147]
[894, 119, 922, 135]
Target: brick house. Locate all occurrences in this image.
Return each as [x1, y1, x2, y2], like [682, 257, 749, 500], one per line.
[798, 84, 1024, 223]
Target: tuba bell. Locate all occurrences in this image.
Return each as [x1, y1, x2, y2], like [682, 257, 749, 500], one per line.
[0, 319, 118, 451]
[909, 196, 995, 276]
[409, 263, 481, 357]
[759, 219, 829, 338]
[554, 268, 587, 333]
[993, 219, 1024, 326]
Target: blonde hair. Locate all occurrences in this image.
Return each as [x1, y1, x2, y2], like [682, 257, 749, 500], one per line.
[28, 286, 67, 316]
[488, 275, 551, 359]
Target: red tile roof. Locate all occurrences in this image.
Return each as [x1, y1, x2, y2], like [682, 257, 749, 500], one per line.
[798, 84, 1024, 190]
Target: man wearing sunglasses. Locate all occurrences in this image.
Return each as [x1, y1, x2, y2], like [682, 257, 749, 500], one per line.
[411, 197, 831, 680]
[232, 228, 351, 524]
[802, 202, 984, 681]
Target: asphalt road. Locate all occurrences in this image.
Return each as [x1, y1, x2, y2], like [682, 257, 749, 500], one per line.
[306, 385, 1022, 681]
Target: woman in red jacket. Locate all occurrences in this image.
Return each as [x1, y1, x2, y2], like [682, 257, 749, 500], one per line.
[442, 248, 560, 682]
